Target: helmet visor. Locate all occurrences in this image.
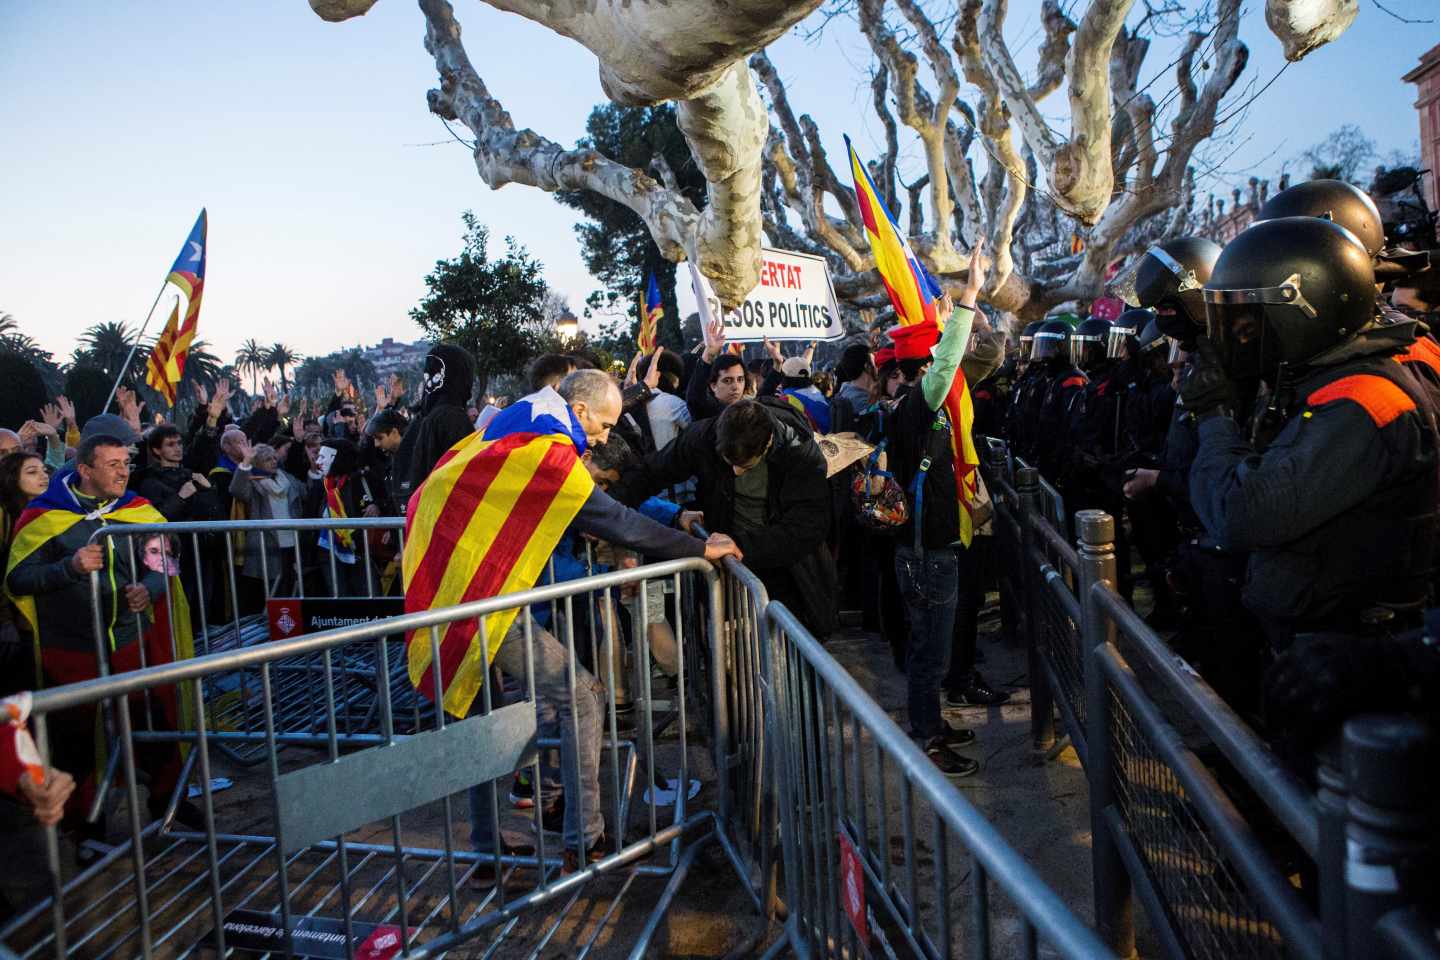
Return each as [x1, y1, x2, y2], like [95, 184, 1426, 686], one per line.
[1108, 257, 1143, 307]
[1031, 330, 1065, 361]
[1106, 325, 1134, 358]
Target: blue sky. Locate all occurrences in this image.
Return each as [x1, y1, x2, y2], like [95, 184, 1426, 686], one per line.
[1, 0, 1433, 366]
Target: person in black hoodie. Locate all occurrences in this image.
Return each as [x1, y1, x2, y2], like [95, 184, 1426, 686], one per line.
[607, 397, 837, 637]
[395, 343, 476, 503]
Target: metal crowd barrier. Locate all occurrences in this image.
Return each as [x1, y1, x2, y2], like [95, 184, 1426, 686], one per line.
[762, 600, 1110, 959]
[4, 557, 748, 959]
[980, 435, 1440, 960]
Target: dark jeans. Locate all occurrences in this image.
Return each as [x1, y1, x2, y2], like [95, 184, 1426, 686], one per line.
[945, 538, 986, 692]
[894, 545, 958, 740]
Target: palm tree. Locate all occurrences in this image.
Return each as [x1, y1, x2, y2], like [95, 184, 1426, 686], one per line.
[180, 339, 223, 392]
[76, 320, 140, 381]
[0, 312, 17, 338]
[236, 338, 268, 394]
[267, 343, 301, 393]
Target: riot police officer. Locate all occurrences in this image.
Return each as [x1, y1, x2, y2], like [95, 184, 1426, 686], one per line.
[1184, 216, 1439, 659]
[1005, 320, 1046, 456]
[1031, 318, 1087, 484]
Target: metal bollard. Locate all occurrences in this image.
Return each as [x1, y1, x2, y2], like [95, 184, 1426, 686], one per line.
[1016, 466, 1054, 751]
[1077, 510, 1134, 958]
[1341, 714, 1436, 960]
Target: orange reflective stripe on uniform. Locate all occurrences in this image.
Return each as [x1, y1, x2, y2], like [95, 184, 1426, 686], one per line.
[1306, 374, 1416, 428]
[1061, 376, 1086, 389]
[1397, 337, 1440, 376]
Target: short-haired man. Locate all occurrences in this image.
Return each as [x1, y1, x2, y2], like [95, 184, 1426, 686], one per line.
[687, 319, 748, 420]
[528, 353, 577, 392]
[609, 395, 837, 636]
[134, 424, 220, 522]
[830, 343, 877, 433]
[5, 435, 197, 826]
[454, 371, 742, 876]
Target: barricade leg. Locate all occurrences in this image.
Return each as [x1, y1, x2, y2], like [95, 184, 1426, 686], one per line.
[1017, 467, 1056, 751]
[1079, 511, 1135, 959]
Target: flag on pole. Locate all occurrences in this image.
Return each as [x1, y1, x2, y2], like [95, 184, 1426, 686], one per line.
[145, 209, 207, 406]
[403, 387, 594, 717]
[845, 136, 981, 546]
[638, 272, 663, 354]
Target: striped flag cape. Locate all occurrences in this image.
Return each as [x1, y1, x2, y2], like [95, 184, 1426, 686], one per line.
[846, 136, 982, 547]
[403, 386, 594, 717]
[638, 272, 663, 354]
[145, 209, 207, 406]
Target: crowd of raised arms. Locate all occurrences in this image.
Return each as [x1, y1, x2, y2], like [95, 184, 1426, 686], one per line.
[1, 177, 1439, 911]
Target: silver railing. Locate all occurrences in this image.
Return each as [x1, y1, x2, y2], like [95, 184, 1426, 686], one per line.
[980, 434, 1440, 960]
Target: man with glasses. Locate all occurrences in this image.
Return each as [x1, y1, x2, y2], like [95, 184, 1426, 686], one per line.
[5, 434, 202, 831]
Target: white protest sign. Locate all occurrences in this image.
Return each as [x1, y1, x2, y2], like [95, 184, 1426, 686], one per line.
[689, 247, 845, 342]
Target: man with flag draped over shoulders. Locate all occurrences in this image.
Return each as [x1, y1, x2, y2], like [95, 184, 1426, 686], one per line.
[404, 368, 741, 873]
[5, 434, 202, 830]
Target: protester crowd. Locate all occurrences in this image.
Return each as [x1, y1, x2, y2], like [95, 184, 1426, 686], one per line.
[1, 177, 1439, 917]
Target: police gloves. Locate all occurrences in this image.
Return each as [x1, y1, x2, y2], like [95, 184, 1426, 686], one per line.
[1177, 336, 1232, 420]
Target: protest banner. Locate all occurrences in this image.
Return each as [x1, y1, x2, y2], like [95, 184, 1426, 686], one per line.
[689, 247, 845, 342]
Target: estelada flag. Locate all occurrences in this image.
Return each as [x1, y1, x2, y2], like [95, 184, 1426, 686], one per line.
[846, 136, 982, 547]
[403, 386, 594, 718]
[145, 209, 207, 406]
[638, 272, 663, 354]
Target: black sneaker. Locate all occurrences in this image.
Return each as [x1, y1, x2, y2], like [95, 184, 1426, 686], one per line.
[923, 738, 979, 778]
[151, 798, 208, 831]
[946, 675, 1011, 707]
[939, 722, 976, 748]
[527, 797, 565, 834]
[508, 770, 536, 809]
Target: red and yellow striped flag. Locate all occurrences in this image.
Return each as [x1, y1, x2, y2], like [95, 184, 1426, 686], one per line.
[846, 136, 980, 546]
[637, 272, 662, 354]
[146, 210, 206, 407]
[403, 389, 594, 717]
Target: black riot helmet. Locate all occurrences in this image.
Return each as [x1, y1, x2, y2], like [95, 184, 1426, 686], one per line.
[1255, 178, 1385, 260]
[1111, 307, 1153, 358]
[1137, 316, 1184, 366]
[1031, 319, 1073, 365]
[1018, 320, 1043, 363]
[1202, 216, 1376, 380]
[1071, 317, 1112, 372]
[1109, 237, 1222, 345]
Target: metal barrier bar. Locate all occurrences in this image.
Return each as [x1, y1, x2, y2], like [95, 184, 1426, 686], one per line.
[764, 601, 1112, 959]
[7, 554, 765, 960]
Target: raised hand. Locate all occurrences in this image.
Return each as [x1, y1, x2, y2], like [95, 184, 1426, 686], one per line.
[55, 395, 76, 426]
[960, 238, 988, 307]
[644, 345, 664, 390]
[625, 350, 644, 388]
[374, 384, 389, 409]
[388, 373, 405, 398]
[763, 337, 783, 363]
[702, 317, 726, 362]
[277, 394, 291, 417]
[40, 403, 63, 432]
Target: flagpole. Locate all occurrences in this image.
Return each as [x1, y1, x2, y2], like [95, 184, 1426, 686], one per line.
[103, 278, 171, 414]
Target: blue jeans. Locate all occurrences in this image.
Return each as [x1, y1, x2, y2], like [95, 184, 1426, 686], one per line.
[894, 545, 958, 741]
[469, 613, 605, 852]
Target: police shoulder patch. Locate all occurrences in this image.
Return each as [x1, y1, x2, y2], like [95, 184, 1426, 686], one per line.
[1305, 374, 1415, 428]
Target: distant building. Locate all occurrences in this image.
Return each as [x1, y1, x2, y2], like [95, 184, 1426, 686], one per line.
[1403, 43, 1440, 239]
[1197, 175, 1288, 245]
[364, 336, 430, 377]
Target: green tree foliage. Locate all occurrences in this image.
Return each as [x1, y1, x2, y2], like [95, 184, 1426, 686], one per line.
[74, 321, 141, 384]
[0, 353, 50, 431]
[555, 104, 707, 351]
[267, 343, 301, 392]
[63, 366, 113, 426]
[0, 312, 64, 396]
[410, 212, 552, 397]
[236, 338, 269, 394]
[294, 348, 379, 402]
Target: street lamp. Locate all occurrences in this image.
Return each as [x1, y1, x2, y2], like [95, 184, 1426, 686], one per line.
[555, 309, 579, 343]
